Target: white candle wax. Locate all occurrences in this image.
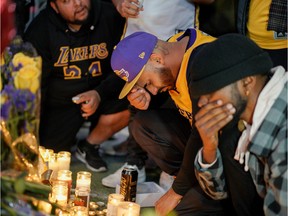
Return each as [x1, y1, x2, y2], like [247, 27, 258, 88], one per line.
[107, 194, 124, 216]
[117, 202, 140, 216]
[57, 151, 71, 170]
[57, 170, 72, 200]
[49, 153, 59, 179]
[76, 171, 91, 189]
[42, 149, 54, 164]
[76, 178, 91, 188]
[51, 181, 68, 207]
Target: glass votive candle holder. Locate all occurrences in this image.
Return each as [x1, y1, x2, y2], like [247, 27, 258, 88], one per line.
[50, 180, 69, 207]
[49, 153, 59, 179]
[42, 148, 54, 165]
[39, 146, 46, 157]
[74, 187, 91, 208]
[76, 171, 91, 189]
[57, 209, 71, 216]
[70, 206, 88, 216]
[57, 151, 71, 171]
[95, 210, 105, 216]
[57, 170, 72, 200]
[117, 201, 140, 216]
[89, 202, 99, 211]
[107, 193, 124, 216]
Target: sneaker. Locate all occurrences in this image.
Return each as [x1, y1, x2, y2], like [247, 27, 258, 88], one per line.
[159, 171, 175, 191]
[75, 139, 107, 172]
[101, 163, 146, 188]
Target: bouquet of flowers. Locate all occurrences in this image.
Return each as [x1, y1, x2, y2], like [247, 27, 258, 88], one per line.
[0, 36, 42, 175]
[0, 36, 59, 215]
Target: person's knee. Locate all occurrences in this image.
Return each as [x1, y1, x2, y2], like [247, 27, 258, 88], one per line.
[175, 185, 226, 216]
[131, 110, 157, 130]
[99, 110, 130, 127]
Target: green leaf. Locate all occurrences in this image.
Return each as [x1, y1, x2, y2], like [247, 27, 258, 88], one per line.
[14, 177, 26, 194]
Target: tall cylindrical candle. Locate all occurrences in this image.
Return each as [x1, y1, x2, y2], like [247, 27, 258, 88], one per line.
[107, 193, 124, 216]
[50, 180, 68, 207]
[76, 171, 91, 189]
[57, 151, 71, 171]
[42, 149, 54, 165]
[49, 153, 59, 180]
[74, 187, 91, 208]
[57, 170, 72, 200]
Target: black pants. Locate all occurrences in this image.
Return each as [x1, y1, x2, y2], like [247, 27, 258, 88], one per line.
[130, 108, 227, 216]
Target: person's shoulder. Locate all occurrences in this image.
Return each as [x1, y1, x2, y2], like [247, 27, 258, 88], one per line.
[25, 8, 50, 31]
[99, 0, 123, 17]
[24, 8, 51, 42]
[97, 0, 125, 25]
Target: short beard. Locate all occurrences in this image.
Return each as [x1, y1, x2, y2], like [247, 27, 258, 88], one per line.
[223, 83, 247, 130]
[71, 19, 88, 25]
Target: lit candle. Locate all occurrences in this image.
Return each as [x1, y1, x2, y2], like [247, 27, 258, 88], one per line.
[70, 206, 88, 216]
[38, 146, 46, 158]
[57, 170, 72, 200]
[57, 151, 71, 171]
[95, 210, 105, 216]
[76, 171, 91, 189]
[107, 193, 124, 216]
[50, 180, 68, 207]
[74, 187, 90, 208]
[89, 202, 99, 211]
[117, 202, 140, 216]
[42, 149, 54, 165]
[38, 146, 48, 177]
[49, 153, 59, 179]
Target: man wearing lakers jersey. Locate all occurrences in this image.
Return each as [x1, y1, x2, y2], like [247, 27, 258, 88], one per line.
[24, 0, 129, 172]
[111, 29, 265, 215]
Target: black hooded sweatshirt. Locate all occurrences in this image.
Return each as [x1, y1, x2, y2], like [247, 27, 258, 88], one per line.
[24, 0, 126, 111]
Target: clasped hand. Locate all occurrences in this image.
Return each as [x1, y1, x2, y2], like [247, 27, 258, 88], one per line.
[195, 98, 236, 163]
[127, 86, 151, 110]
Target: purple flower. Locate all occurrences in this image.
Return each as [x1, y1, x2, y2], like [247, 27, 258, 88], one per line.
[1, 101, 12, 120]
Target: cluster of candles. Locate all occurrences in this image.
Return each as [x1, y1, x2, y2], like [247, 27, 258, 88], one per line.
[39, 147, 92, 215]
[38, 147, 141, 216]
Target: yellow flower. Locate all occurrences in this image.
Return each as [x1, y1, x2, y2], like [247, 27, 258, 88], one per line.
[14, 64, 41, 93]
[12, 52, 36, 68]
[1, 53, 4, 66]
[0, 93, 8, 104]
[0, 74, 2, 91]
[34, 56, 42, 71]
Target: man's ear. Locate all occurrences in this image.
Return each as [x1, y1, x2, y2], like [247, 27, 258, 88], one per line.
[150, 53, 162, 64]
[50, 1, 59, 13]
[241, 76, 256, 96]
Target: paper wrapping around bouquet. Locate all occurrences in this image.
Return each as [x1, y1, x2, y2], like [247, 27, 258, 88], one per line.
[1, 120, 42, 181]
[11, 133, 40, 180]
